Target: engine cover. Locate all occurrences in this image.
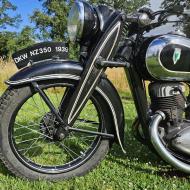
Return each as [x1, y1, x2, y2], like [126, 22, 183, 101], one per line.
[171, 124, 190, 156]
[146, 34, 190, 81]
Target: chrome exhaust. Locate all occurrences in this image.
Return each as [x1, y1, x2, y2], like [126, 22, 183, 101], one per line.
[150, 111, 190, 173]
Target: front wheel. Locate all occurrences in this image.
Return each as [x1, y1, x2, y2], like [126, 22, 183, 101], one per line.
[0, 80, 113, 181]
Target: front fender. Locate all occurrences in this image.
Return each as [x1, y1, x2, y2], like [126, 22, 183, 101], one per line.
[6, 60, 125, 152]
[6, 60, 83, 85]
[96, 78, 125, 153]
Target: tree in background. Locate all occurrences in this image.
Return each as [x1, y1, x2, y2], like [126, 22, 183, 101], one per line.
[0, 31, 17, 58]
[16, 26, 36, 50]
[0, 26, 35, 58]
[31, 0, 69, 41]
[0, 0, 19, 58]
[0, 0, 21, 29]
[30, 0, 77, 58]
[161, 0, 190, 37]
[181, 0, 190, 37]
[0, 0, 150, 58]
[90, 0, 149, 13]
[31, 0, 149, 59]
[31, 0, 149, 41]
[0, 0, 35, 58]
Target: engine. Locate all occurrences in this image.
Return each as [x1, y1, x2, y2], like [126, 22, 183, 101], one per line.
[149, 82, 190, 156]
[149, 82, 186, 121]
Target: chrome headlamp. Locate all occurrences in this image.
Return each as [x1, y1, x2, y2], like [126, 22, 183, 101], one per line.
[67, 1, 98, 43]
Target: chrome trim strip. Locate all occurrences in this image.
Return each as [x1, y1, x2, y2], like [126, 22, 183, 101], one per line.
[68, 22, 121, 124]
[6, 74, 81, 85]
[146, 34, 190, 81]
[96, 87, 126, 153]
[26, 58, 68, 66]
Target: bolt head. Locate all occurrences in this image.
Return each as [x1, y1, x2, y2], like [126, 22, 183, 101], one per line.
[59, 133, 65, 140]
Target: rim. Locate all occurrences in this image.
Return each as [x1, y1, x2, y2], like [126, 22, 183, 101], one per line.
[9, 84, 104, 174]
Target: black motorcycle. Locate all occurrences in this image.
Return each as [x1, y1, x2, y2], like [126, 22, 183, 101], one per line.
[0, 0, 190, 181]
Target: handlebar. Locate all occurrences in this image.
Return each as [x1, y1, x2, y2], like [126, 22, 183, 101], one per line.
[126, 2, 188, 28]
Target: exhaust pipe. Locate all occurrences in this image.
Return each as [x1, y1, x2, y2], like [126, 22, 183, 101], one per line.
[150, 111, 190, 173]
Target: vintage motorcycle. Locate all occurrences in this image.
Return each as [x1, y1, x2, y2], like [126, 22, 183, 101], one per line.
[0, 0, 190, 181]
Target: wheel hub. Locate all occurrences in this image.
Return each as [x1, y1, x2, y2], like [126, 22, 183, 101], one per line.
[40, 112, 69, 141]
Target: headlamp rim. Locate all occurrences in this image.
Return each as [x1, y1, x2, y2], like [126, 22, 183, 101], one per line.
[76, 1, 85, 40]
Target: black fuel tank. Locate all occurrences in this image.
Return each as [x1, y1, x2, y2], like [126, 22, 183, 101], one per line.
[146, 34, 190, 81]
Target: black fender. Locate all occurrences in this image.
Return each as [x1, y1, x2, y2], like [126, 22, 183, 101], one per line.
[6, 60, 125, 151]
[96, 78, 125, 152]
[6, 60, 83, 85]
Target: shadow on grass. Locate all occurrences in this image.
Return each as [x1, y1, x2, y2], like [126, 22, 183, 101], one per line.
[156, 170, 190, 179]
[0, 162, 15, 177]
[108, 119, 190, 180]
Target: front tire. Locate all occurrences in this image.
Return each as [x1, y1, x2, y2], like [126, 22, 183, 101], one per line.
[0, 80, 112, 181]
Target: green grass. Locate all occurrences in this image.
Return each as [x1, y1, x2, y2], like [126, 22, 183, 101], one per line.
[0, 92, 190, 190]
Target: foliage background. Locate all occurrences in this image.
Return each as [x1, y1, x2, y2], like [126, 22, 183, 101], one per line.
[0, 0, 150, 59]
[1, 0, 190, 58]
[0, 0, 151, 91]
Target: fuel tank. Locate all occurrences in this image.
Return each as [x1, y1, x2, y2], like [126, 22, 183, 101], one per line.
[146, 34, 190, 81]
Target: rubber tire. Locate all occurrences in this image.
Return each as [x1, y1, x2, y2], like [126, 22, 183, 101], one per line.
[0, 80, 112, 181]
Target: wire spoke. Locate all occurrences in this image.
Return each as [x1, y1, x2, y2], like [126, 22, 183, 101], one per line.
[67, 132, 95, 148]
[25, 102, 45, 115]
[12, 84, 101, 170]
[16, 136, 45, 145]
[22, 135, 45, 156]
[29, 137, 54, 158]
[18, 145, 42, 152]
[15, 122, 53, 140]
[59, 142, 80, 158]
[58, 143, 74, 160]
[14, 131, 35, 138]
[15, 122, 40, 130]
[32, 96, 46, 115]
[19, 108, 43, 118]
